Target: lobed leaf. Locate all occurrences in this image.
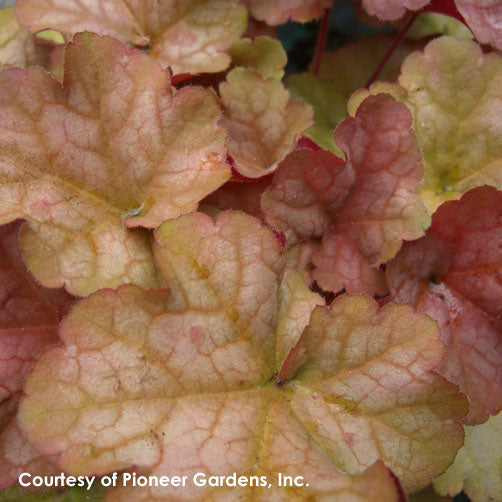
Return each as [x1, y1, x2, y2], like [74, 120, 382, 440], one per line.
[387, 186, 502, 424]
[399, 36, 502, 213]
[229, 36, 286, 80]
[16, 0, 247, 74]
[262, 94, 429, 295]
[0, 32, 230, 296]
[220, 68, 313, 178]
[18, 211, 466, 498]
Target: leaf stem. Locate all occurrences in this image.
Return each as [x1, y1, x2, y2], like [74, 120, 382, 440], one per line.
[312, 8, 332, 76]
[365, 12, 418, 88]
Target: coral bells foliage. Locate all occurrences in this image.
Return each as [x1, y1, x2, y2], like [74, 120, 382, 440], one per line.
[1, 1, 502, 501]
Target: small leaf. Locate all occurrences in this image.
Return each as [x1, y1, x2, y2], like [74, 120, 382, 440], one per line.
[19, 211, 466, 497]
[387, 186, 502, 424]
[229, 36, 287, 80]
[244, 0, 334, 25]
[399, 36, 502, 213]
[16, 0, 247, 74]
[362, 0, 430, 20]
[220, 68, 313, 178]
[434, 411, 502, 502]
[0, 32, 230, 296]
[262, 94, 429, 295]
[455, 0, 502, 50]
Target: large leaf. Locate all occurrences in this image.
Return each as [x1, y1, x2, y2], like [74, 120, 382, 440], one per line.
[0, 32, 230, 296]
[387, 186, 502, 424]
[262, 93, 429, 295]
[0, 221, 73, 489]
[16, 0, 246, 74]
[399, 36, 502, 213]
[19, 211, 466, 498]
[220, 68, 313, 178]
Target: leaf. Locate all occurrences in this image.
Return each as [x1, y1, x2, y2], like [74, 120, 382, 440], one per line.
[16, 0, 247, 74]
[262, 94, 429, 295]
[317, 34, 424, 99]
[455, 0, 502, 51]
[387, 186, 502, 424]
[0, 221, 73, 489]
[398, 36, 502, 213]
[408, 486, 453, 502]
[0, 7, 52, 68]
[408, 12, 473, 38]
[220, 68, 313, 178]
[361, 0, 430, 20]
[434, 411, 502, 502]
[0, 32, 230, 296]
[286, 73, 346, 156]
[244, 0, 334, 25]
[18, 210, 466, 498]
[229, 36, 287, 80]
[202, 177, 271, 219]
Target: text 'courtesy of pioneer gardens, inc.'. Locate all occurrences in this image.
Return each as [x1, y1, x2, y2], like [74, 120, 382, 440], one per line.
[18, 472, 311, 490]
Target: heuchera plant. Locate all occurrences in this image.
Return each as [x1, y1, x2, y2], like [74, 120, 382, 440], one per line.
[0, 0, 501, 501]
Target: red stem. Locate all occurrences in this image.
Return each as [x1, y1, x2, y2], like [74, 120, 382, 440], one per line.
[312, 8, 332, 76]
[365, 12, 418, 88]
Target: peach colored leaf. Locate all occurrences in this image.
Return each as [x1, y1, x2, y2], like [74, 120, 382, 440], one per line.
[220, 68, 313, 178]
[0, 32, 230, 296]
[0, 221, 73, 489]
[262, 94, 429, 294]
[284, 240, 317, 286]
[434, 411, 502, 502]
[387, 186, 502, 424]
[280, 296, 466, 492]
[399, 36, 502, 213]
[229, 36, 287, 80]
[456, 0, 502, 50]
[0, 7, 52, 68]
[362, 0, 430, 20]
[244, 0, 335, 25]
[18, 212, 465, 498]
[16, 0, 247, 75]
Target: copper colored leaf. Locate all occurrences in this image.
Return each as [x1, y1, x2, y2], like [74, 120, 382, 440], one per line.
[0, 32, 230, 296]
[244, 0, 335, 25]
[16, 0, 247, 74]
[0, 7, 52, 68]
[262, 94, 429, 295]
[0, 221, 73, 489]
[220, 68, 313, 178]
[18, 211, 466, 498]
[387, 186, 502, 424]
